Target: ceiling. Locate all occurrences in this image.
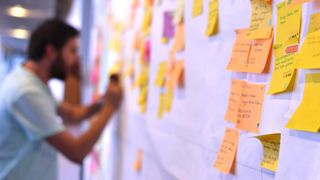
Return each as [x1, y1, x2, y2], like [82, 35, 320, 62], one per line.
[0, 0, 72, 53]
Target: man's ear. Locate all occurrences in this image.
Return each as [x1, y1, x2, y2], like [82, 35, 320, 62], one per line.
[44, 45, 57, 62]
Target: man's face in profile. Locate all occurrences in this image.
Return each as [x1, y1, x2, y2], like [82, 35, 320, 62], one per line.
[50, 37, 80, 80]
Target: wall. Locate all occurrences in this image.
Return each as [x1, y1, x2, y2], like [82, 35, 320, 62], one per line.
[101, 0, 320, 180]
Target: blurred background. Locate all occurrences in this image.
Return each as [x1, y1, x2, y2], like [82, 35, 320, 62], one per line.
[0, 0, 125, 179]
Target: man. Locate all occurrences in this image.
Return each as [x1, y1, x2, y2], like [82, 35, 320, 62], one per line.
[0, 19, 122, 179]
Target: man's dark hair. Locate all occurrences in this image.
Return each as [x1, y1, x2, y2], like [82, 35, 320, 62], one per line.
[27, 18, 79, 62]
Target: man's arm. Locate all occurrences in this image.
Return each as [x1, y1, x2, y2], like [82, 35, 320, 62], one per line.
[57, 101, 103, 124]
[47, 82, 122, 164]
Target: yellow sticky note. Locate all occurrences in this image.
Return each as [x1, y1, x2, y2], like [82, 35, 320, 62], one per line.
[256, 133, 281, 172]
[227, 29, 252, 72]
[133, 149, 143, 172]
[286, 73, 320, 132]
[205, 0, 219, 36]
[268, 41, 297, 94]
[297, 13, 320, 69]
[154, 62, 167, 87]
[225, 79, 245, 123]
[275, 2, 302, 44]
[247, 0, 273, 39]
[192, 0, 203, 17]
[135, 65, 149, 87]
[213, 128, 239, 174]
[138, 86, 148, 106]
[158, 92, 166, 119]
[165, 88, 174, 112]
[236, 82, 266, 132]
[141, 8, 153, 35]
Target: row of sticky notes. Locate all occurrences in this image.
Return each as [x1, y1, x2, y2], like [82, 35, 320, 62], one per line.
[214, 128, 281, 174]
[192, 0, 219, 36]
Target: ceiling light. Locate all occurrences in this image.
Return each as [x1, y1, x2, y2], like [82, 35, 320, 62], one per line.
[7, 5, 29, 18]
[9, 28, 29, 39]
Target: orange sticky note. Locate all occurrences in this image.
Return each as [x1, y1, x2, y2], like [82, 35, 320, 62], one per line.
[288, 0, 313, 6]
[228, 29, 273, 73]
[172, 60, 185, 88]
[172, 23, 185, 52]
[225, 79, 246, 123]
[236, 83, 266, 132]
[133, 149, 143, 172]
[227, 29, 251, 72]
[213, 128, 239, 174]
[246, 31, 274, 73]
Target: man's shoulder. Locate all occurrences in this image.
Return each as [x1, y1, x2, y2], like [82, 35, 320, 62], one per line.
[0, 68, 40, 101]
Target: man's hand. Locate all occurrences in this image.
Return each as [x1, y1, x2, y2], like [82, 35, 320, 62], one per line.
[103, 81, 123, 111]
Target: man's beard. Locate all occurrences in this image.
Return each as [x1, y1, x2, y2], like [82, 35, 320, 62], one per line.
[50, 54, 67, 81]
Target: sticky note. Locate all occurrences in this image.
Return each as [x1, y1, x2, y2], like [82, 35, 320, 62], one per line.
[246, 31, 274, 73]
[213, 128, 239, 174]
[286, 73, 320, 132]
[205, 0, 219, 36]
[225, 79, 245, 123]
[155, 62, 167, 87]
[163, 11, 175, 40]
[173, 0, 185, 24]
[287, 0, 313, 6]
[275, 2, 301, 44]
[138, 86, 148, 106]
[165, 88, 174, 112]
[132, 31, 141, 51]
[172, 23, 185, 52]
[165, 60, 185, 89]
[227, 29, 251, 72]
[236, 82, 266, 132]
[247, 0, 273, 39]
[256, 133, 281, 172]
[296, 13, 320, 69]
[133, 149, 143, 172]
[192, 0, 203, 17]
[141, 8, 153, 35]
[135, 65, 149, 87]
[268, 42, 297, 94]
[158, 92, 166, 118]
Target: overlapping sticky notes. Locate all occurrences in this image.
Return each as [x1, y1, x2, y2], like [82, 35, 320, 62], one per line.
[192, 0, 203, 17]
[133, 149, 143, 172]
[268, 42, 297, 94]
[205, 0, 219, 36]
[162, 11, 175, 43]
[247, 0, 273, 39]
[296, 13, 320, 69]
[155, 62, 167, 87]
[287, 0, 313, 6]
[236, 82, 266, 132]
[256, 133, 281, 172]
[227, 28, 273, 73]
[247, 31, 274, 73]
[213, 128, 239, 174]
[275, 2, 301, 44]
[172, 23, 185, 52]
[227, 29, 251, 72]
[286, 73, 320, 132]
[173, 0, 185, 24]
[225, 79, 245, 123]
[141, 8, 153, 35]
